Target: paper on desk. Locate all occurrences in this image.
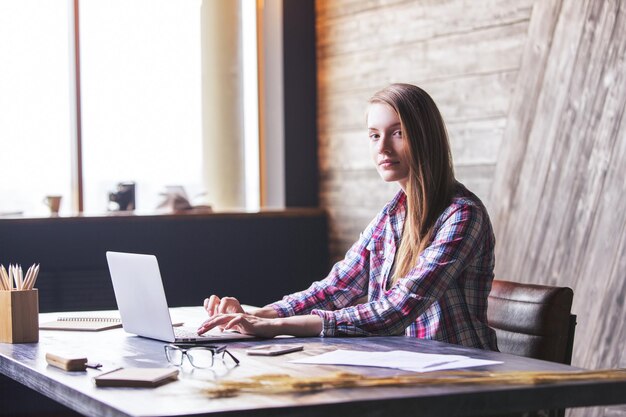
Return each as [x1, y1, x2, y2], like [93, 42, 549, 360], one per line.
[417, 357, 503, 372]
[291, 350, 502, 372]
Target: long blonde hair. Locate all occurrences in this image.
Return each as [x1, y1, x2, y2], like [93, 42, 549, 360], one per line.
[369, 84, 455, 286]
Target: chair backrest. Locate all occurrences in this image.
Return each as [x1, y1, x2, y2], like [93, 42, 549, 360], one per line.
[487, 279, 576, 365]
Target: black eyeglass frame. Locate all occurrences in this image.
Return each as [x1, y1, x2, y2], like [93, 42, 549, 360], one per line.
[164, 344, 240, 368]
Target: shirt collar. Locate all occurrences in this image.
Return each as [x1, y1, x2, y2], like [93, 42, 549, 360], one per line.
[384, 189, 406, 215]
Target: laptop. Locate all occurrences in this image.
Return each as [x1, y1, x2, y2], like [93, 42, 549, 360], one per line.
[106, 251, 254, 343]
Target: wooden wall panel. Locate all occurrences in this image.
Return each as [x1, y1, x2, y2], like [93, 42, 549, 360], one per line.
[320, 23, 528, 95]
[490, 1, 626, 416]
[317, 2, 625, 415]
[317, 0, 532, 58]
[316, 0, 533, 262]
[319, 72, 517, 131]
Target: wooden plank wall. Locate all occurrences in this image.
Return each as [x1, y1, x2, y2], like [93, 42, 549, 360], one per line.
[316, 0, 534, 260]
[317, 1, 625, 416]
[489, 1, 626, 416]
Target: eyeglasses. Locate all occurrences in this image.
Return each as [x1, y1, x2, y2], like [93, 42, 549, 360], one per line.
[164, 344, 240, 368]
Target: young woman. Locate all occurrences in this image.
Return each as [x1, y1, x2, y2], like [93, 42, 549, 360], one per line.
[198, 83, 498, 351]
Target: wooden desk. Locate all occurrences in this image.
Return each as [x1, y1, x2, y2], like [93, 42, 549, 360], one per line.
[1, 308, 624, 417]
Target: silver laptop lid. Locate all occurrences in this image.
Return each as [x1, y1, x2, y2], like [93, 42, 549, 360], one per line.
[106, 251, 176, 342]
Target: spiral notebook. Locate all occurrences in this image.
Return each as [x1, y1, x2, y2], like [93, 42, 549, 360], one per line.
[40, 317, 123, 332]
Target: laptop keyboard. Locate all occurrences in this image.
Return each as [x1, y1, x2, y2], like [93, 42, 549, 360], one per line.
[174, 327, 239, 339]
[174, 327, 206, 338]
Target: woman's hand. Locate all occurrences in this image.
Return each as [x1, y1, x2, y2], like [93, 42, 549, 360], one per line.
[203, 295, 245, 316]
[197, 313, 281, 339]
[197, 313, 323, 338]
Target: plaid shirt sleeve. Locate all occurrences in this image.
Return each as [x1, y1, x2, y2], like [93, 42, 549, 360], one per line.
[311, 203, 487, 337]
[267, 211, 385, 318]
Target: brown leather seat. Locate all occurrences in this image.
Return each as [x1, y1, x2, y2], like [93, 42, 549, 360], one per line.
[488, 279, 576, 365]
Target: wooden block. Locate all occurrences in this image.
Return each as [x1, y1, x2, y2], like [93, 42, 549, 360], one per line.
[0, 290, 39, 343]
[45, 352, 88, 372]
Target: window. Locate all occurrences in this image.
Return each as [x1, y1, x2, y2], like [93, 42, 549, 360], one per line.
[0, 0, 270, 216]
[80, 0, 203, 213]
[0, 1, 73, 215]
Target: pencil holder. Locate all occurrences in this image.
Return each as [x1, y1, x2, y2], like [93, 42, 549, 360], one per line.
[0, 289, 39, 343]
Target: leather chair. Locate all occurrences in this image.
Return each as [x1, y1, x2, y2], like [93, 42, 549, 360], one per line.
[487, 280, 577, 417]
[487, 279, 576, 365]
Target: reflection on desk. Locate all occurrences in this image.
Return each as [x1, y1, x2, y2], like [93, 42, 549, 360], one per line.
[0, 307, 625, 417]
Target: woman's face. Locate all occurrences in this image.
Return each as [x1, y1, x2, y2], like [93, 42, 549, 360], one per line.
[367, 102, 409, 190]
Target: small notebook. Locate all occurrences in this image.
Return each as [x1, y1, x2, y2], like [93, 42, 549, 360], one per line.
[40, 317, 123, 332]
[93, 368, 179, 388]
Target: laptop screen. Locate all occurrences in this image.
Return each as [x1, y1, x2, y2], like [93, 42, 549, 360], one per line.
[106, 251, 177, 342]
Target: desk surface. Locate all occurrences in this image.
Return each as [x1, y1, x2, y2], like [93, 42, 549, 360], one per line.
[1, 308, 625, 417]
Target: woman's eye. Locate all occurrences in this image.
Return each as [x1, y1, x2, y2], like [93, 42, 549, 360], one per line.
[394, 130, 403, 137]
[369, 133, 380, 140]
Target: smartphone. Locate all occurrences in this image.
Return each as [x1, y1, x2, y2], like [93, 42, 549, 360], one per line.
[245, 344, 304, 356]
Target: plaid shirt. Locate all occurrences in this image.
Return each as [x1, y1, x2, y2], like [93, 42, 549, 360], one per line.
[270, 182, 498, 350]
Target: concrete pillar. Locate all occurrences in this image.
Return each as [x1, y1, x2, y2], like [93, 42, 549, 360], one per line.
[200, 0, 245, 210]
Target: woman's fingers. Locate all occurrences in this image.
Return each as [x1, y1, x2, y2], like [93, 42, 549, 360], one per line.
[224, 314, 278, 338]
[198, 313, 275, 337]
[204, 295, 244, 317]
[197, 314, 232, 334]
[205, 295, 221, 316]
[223, 315, 247, 334]
[219, 296, 244, 314]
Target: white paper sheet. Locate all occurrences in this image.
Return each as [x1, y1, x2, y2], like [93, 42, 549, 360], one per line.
[291, 349, 502, 372]
[414, 358, 503, 372]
